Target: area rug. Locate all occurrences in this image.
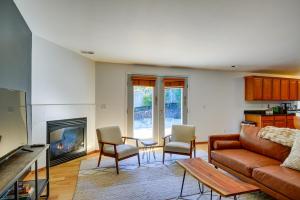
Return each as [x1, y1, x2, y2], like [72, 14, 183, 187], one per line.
[73, 150, 272, 200]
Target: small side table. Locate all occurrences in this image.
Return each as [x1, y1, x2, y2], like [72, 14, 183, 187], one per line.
[140, 140, 157, 162]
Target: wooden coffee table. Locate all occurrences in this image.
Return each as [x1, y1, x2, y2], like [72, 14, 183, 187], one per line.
[176, 158, 259, 200]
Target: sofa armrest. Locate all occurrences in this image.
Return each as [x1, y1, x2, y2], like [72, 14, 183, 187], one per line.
[208, 134, 240, 163]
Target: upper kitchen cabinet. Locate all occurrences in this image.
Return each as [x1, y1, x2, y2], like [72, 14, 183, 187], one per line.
[262, 78, 272, 100]
[272, 78, 281, 100]
[298, 80, 300, 100]
[245, 76, 300, 101]
[280, 79, 289, 100]
[245, 76, 263, 100]
[289, 79, 298, 100]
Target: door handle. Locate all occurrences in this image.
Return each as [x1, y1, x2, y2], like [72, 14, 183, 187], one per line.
[159, 110, 163, 115]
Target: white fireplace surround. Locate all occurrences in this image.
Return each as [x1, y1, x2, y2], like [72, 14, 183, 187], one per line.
[31, 35, 96, 167]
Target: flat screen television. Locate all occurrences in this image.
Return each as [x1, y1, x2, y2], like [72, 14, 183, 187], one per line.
[0, 88, 28, 162]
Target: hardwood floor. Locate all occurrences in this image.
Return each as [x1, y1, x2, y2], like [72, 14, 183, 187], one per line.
[26, 144, 208, 200]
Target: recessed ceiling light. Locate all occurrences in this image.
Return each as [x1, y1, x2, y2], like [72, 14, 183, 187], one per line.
[81, 50, 95, 55]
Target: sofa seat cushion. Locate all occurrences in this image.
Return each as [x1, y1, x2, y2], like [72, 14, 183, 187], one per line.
[253, 166, 300, 200]
[103, 144, 139, 159]
[164, 141, 191, 154]
[211, 149, 281, 177]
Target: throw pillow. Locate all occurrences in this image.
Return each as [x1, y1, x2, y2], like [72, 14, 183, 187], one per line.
[282, 133, 300, 171]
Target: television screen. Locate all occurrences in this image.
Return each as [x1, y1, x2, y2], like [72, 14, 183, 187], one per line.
[0, 88, 27, 158]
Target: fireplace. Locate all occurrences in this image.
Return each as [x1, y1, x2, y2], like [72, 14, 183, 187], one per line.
[47, 118, 87, 166]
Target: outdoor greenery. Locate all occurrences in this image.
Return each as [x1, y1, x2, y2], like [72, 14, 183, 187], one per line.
[143, 93, 152, 106]
[164, 87, 182, 103]
[135, 86, 182, 107]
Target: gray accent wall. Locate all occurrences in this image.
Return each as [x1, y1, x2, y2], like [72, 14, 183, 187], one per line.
[0, 0, 32, 137]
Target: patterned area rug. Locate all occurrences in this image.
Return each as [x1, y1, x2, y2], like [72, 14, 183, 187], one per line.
[73, 150, 272, 200]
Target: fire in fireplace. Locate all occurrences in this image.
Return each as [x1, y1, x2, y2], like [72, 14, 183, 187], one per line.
[47, 118, 87, 166]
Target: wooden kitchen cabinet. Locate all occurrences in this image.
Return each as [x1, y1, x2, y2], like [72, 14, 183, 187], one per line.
[245, 114, 294, 128]
[253, 77, 263, 100]
[272, 78, 281, 100]
[289, 79, 298, 100]
[262, 121, 275, 127]
[263, 78, 272, 100]
[281, 79, 290, 100]
[245, 77, 263, 100]
[274, 116, 286, 128]
[287, 115, 295, 129]
[261, 116, 274, 127]
[245, 76, 300, 101]
[298, 80, 300, 100]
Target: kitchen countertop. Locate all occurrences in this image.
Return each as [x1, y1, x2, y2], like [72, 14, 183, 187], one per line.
[244, 110, 298, 116]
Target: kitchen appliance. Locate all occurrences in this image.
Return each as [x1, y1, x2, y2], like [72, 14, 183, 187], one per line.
[280, 103, 292, 114]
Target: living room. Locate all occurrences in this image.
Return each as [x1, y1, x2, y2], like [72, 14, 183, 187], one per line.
[1, 0, 300, 200]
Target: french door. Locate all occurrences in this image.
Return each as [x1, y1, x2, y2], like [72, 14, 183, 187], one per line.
[127, 75, 188, 143]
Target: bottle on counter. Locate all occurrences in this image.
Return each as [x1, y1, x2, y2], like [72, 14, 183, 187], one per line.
[265, 104, 273, 115]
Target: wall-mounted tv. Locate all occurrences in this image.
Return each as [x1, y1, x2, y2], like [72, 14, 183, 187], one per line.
[0, 88, 28, 161]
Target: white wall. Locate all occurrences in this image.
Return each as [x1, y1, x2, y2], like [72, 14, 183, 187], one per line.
[95, 62, 245, 142]
[95, 62, 300, 142]
[31, 35, 95, 166]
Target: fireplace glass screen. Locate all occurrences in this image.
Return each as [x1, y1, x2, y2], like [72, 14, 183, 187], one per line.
[49, 127, 84, 160]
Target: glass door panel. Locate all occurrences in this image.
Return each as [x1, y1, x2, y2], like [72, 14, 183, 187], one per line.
[133, 86, 154, 139]
[164, 87, 183, 136]
[128, 75, 187, 144]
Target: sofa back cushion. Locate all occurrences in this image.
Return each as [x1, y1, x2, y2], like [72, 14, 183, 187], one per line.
[240, 126, 291, 162]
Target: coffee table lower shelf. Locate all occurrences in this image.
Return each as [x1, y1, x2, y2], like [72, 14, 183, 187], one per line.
[176, 158, 260, 200]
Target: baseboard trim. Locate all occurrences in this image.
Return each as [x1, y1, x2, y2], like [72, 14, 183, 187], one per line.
[87, 150, 99, 154]
[196, 141, 208, 144]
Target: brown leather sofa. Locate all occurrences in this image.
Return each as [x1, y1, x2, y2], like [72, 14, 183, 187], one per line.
[208, 126, 300, 200]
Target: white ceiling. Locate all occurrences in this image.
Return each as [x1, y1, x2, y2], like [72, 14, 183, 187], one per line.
[14, 0, 300, 73]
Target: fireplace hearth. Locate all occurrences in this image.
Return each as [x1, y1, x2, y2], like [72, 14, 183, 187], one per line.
[47, 118, 87, 166]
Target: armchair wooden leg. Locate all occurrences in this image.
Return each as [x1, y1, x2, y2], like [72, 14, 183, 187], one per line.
[162, 151, 165, 164]
[97, 151, 102, 167]
[137, 153, 141, 166]
[115, 157, 119, 174]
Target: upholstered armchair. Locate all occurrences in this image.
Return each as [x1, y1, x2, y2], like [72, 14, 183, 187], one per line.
[96, 126, 140, 174]
[162, 124, 196, 164]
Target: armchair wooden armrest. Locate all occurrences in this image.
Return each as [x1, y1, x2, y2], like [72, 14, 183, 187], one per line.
[163, 135, 172, 139]
[99, 141, 118, 155]
[162, 135, 172, 146]
[122, 136, 139, 140]
[122, 136, 139, 147]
